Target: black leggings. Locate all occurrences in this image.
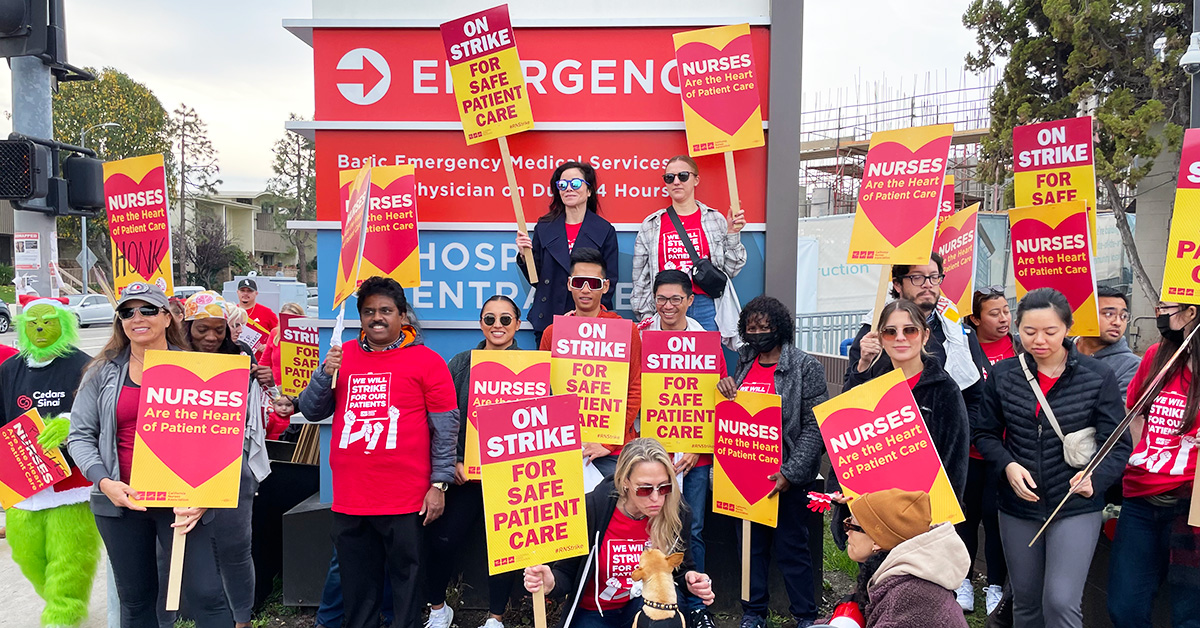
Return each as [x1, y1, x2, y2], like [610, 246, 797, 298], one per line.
[955, 456, 1007, 585]
[95, 508, 232, 628]
[425, 481, 519, 616]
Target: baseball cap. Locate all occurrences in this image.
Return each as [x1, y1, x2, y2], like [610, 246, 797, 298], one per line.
[237, 278, 258, 291]
[116, 282, 170, 309]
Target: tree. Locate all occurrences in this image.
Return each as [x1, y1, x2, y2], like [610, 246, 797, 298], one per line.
[174, 213, 251, 288]
[265, 114, 316, 284]
[168, 104, 221, 282]
[51, 67, 173, 274]
[964, 0, 1190, 303]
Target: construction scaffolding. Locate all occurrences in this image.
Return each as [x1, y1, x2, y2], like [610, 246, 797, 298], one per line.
[800, 68, 1002, 217]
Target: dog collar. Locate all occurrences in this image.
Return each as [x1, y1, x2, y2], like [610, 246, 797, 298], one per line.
[642, 600, 678, 612]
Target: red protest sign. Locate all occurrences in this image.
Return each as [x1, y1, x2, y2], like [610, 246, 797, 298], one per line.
[279, 313, 320, 397]
[713, 391, 782, 527]
[933, 203, 979, 321]
[549, 316, 634, 445]
[1013, 116, 1097, 242]
[0, 408, 71, 508]
[1009, 200, 1100, 335]
[936, 175, 955, 231]
[465, 350, 552, 480]
[641, 331, 722, 452]
[672, 23, 765, 156]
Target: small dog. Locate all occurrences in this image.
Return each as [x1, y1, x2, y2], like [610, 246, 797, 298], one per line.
[631, 549, 686, 628]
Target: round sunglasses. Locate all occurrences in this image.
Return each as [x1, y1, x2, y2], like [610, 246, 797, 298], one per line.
[482, 313, 515, 327]
[662, 172, 694, 184]
[556, 178, 588, 191]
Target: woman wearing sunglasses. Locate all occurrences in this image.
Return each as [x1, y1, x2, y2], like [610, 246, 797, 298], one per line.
[632, 156, 746, 345]
[973, 288, 1129, 628]
[426, 295, 525, 628]
[522, 438, 715, 628]
[516, 161, 618, 346]
[67, 282, 235, 626]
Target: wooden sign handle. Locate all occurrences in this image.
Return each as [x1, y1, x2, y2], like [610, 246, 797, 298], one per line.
[724, 151, 741, 220]
[165, 514, 187, 611]
[498, 136, 539, 284]
[741, 519, 751, 601]
[532, 585, 548, 628]
[869, 265, 892, 331]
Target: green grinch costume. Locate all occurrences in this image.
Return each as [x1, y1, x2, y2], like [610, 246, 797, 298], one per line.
[0, 299, 101, 627]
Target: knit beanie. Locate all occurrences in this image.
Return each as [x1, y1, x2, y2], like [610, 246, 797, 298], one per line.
[849, 489, 932, 550]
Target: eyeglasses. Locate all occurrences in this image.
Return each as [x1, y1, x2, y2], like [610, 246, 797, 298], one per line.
[118, 305, 164, 320]
[662, 172, 694, 184]
[901, 273, 945, 287]
[634, 483, 673, 497]
[568, 275, 605, 291]
[1099, 309, 1130, 322]
[556, 178, 588, 191]
[655, 295, 687, 306]
[880, 325, 921, 339]
[1156, 304, 1181, 316]
[482, 313, 514, 327]
[842, 517, 865, 535]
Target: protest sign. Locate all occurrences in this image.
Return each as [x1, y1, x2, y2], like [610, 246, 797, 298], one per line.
[279, 312, 320, 397]
[934, 202, 979, 322]
[478, 394, 587, 575]
[130, 350, 250, 508]
[640, 331, 721, 453]
[339, 165, 421, 288]
[239, 321, 267, 355]
[549, 316, 634, 445]
[713, 391, 782, 527]
[0, 408, 71, 508]
[441, 4, 534, 145]
[847, 124, 954, 265]
[1163, 127, 1200, 304]
[465, 350, 552, 480]
[936, 175, 955, 231]
[1013, 116, 1098, 243]
[103, 154, 173, 296]
[333, 166, 372, 308]
[1009, 200, 1100, 336]
[816, 368, 965, 524]
[673, 23, 764, 157]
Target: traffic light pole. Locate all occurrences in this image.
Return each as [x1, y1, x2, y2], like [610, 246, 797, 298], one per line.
[11, 54, 56, 298]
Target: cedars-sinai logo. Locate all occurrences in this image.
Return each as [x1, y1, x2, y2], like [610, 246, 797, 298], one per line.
[16, 395, 33, 411]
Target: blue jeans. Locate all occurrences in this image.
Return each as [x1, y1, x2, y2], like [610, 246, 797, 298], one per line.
[569, 598, 643, 628]
[687, 294, 718, 332]
[680, 464, 711, 613]
[1108, 497, 1200, 627]
[316, 548, 394, 628]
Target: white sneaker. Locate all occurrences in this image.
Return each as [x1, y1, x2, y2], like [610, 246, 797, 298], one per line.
[955, 578, 974, 612]
[478, 618, 504, 628]
[426, 605, 454, 628]
[985, 584, 1004, 615]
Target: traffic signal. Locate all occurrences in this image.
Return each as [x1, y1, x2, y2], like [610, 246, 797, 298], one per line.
[62, 153, 104, 217]
[0, 0, 48, 59]
[0, 138, 48, 200]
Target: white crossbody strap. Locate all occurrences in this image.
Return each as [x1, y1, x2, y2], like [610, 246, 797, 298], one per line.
[1019, 353, 1067, 442]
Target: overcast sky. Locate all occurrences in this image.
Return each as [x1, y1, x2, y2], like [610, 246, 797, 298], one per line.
[0, 1, 981, 192]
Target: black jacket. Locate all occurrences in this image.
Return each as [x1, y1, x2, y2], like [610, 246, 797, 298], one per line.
[548, 477, 697, 628]
[447, 340, 524, 462]
[973, 340, 1131, 521]
[516, 210, 619, 333]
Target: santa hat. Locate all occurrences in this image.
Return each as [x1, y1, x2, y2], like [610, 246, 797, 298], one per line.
[18, 294, 68, 308]
[829, 601, 865, 628]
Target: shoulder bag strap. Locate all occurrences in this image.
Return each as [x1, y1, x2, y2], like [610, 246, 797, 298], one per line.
[664, 205, 703, 266]
[1019, 352, 1067, 441]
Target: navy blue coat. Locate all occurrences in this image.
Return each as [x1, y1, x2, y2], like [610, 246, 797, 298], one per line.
[516, 210, 619, 333]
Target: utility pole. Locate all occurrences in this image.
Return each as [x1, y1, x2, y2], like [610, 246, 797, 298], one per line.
[10, 54, 55, 297]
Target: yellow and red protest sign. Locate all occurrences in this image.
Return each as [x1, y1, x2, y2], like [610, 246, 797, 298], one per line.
[0, 408, 71, 508]
[1162, 128, 1200, 304]
[672, 23, 765, 157]
[816, 369, 964, 525]
[549, 316, 634, 445]
[465, 350, 552, 480]
[1009, 201, 1100, 336]
[641, 331, 721, 453]
[279, 312, 320, 397]
[339, 165, 422, 289]
[934, 203, 979, 322]
[441, 5, 535, 145]
[713, 391, 781, 527]
[130, 350, 250, 508]
[478, 395, 587, 575]
[936, 175, 955, 231]
[333, 166, 371, 308]
[103, 154, 173, 296]
[847, 124, 954, 264]
[1013, 116, 1098, 243]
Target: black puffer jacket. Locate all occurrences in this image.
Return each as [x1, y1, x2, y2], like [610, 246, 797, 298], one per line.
[973, 340, 1131, 521]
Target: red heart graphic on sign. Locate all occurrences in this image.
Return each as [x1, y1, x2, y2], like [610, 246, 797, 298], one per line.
[467, 360, 552, 430]
[105, 168, 169, 279]
[362, 175, 419, 275]
[676, 35, 761, 136]
[0, 417, 67, 502]
[136, 365, 247, 488]
[858, 140, 949, 248]
[716, 401, 781, 505]
[935, 217, 975, 307]
[821, 382, 940, 495]
[1011, 212, 1092, 307]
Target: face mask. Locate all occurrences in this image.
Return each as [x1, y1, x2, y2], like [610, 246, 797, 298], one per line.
[1157, 313, 1186, 344]
[744, 332, 778, 354]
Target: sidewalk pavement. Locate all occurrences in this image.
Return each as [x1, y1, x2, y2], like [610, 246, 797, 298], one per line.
[0, 509, 111, 627]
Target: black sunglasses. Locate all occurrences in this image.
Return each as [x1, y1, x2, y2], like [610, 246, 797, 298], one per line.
[843, 517, 864, 534]
[662, 172, 694, 184]
[482, 313, 514, 327]
[117, 305, 165, 320]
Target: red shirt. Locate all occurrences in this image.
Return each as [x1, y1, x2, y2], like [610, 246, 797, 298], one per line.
[244, 303, 279, 333]
[565, 221, 582, 251]
[0, 345, 17, 364]
[1124, 343, 1196, 498]
[980, 337, 1017, 365]
[906, 371, 922, 389]
[261, 328, 282, 385]
[1034, 374, 1059, 416]
[116, 385, 140, 485]
[739, 360, 777, 394]
[580, 507, 651, 611]
[266, 411, 291, 440]
[330, 340, 457, 515]
[658, 210, 711, 295]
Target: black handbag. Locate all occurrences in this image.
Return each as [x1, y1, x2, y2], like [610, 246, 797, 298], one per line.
[664, 206, 728, 298]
